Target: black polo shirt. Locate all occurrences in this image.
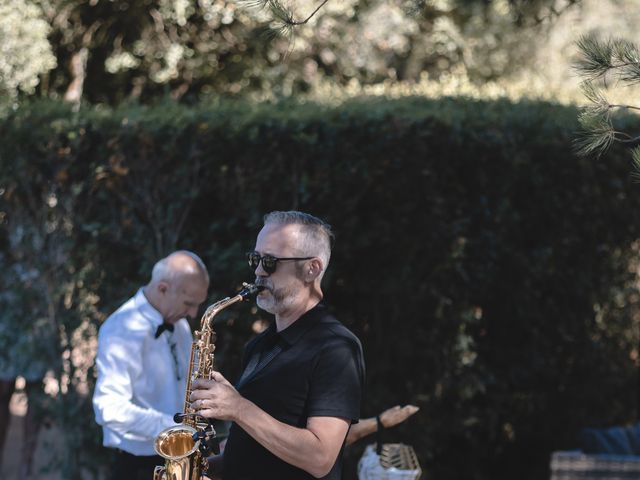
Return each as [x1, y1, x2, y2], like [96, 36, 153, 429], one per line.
[222, 303, 365, 479]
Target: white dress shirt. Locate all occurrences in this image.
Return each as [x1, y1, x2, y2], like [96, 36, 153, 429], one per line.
[93, 288, 193, 456]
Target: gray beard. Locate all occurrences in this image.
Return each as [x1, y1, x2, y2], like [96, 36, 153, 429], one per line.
[256, 285, 297, 316]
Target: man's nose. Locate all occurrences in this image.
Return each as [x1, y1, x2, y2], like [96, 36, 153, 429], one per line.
[254, 260, 269, 277]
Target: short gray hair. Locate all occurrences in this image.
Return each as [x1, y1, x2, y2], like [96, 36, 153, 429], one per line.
[263, 211, 334, 276]
[150, 250, 209, 285]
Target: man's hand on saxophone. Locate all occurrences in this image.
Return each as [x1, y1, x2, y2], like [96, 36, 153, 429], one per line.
[191, 373, 244, 421]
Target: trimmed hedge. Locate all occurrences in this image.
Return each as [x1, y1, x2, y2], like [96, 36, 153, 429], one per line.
[1, 97, 640, 480]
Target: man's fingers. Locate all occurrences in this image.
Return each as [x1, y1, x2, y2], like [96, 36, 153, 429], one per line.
[404, 405, 419, 415]
[192, 398, 210, 409]
[210, 371, 232, 387]
[193, 372, 230, 388]
[398, 405, 419, 421]
[190, 385, 218, 402]
[192, 378, 216, 389]
[381, 404, 420, 427]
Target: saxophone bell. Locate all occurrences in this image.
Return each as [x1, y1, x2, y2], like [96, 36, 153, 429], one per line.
[153, 425, 201, 480]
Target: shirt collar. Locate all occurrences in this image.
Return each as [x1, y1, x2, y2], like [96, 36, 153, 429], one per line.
[133, 288, 164, 328]
[277, 302, 326, 347]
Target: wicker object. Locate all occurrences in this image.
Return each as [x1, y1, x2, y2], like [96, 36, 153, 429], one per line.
[550, 450, 640, 479]
[358, 443, 422, 480]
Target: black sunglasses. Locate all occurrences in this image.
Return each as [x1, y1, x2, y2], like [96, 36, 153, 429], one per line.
[247, 251, 313, 274]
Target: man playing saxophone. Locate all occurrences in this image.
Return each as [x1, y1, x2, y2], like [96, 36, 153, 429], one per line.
[93, 251, 209, 480]
[191, 211, 365, 479]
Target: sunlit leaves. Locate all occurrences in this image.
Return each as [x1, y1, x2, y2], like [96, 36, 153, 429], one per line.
[0, 0, 56, 98]
[0, 0, 584, 103]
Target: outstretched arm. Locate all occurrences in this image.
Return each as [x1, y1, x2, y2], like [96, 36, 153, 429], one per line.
[345, 404, 420, 446]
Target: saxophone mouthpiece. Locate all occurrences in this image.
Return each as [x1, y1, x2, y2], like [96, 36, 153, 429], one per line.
[239, 283, 265, 299]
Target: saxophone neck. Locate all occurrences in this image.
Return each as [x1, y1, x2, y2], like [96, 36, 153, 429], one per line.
[200, 296, 240, 328]
[201, 283, 263, 327]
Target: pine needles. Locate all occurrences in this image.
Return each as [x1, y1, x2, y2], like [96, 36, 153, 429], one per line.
[574, 35, 640, 173]
[239, 0, 330, 35]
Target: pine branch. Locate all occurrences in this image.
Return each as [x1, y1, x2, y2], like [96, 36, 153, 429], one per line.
[574, 112, 615, 157]
[575, 36, 640, 84]
[576, 35, 640, 162]
[575, 35, 614, 80]
[240, 0, 330, 27]
[581, 82, 640, 116]
[239, 0, 270, 9]
[630, 147, 640, 182]
[612, 38, 640, 84]
[580, 81, 610, 115]
[609, 104, 640, 113]
[613, 132, 640, 143]
[619, 61, 640, 85]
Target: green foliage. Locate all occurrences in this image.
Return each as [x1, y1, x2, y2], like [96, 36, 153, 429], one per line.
[0, 0, 56, 98]
[0, 0, 579, 103]
[1, 97, 640, 480]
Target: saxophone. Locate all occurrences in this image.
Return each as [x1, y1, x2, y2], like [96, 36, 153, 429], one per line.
[153, 282, 263, 480]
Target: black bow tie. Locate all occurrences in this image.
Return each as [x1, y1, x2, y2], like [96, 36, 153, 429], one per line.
[155, 322, 175, 339]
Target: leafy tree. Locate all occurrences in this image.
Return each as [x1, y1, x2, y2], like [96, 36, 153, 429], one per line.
[240, 0, 583, 84]
[0, 0, 581, 104]
[0, 0, 56, 99]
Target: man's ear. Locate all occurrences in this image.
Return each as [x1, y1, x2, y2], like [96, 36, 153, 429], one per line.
[306, 258, 323, 282]
[157, 280, 170, 295]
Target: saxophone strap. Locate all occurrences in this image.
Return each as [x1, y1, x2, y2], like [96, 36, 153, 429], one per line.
[376, 414, 385, 454]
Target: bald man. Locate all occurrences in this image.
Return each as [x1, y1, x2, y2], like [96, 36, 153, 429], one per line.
[93, 251, 209, 480]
